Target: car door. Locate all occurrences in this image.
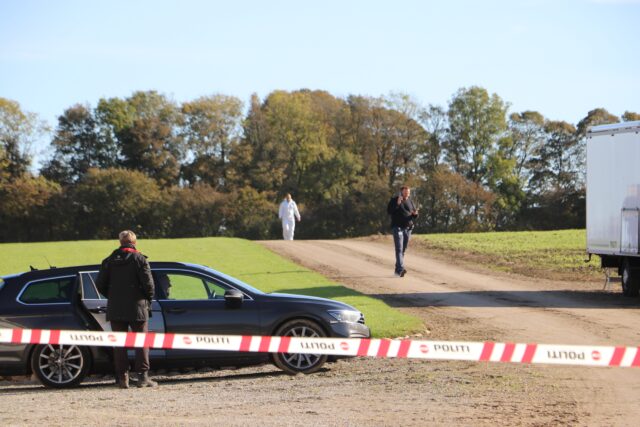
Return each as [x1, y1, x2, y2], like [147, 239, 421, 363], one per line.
[77, 271, 166, 358]
[154, 269, 261, 361]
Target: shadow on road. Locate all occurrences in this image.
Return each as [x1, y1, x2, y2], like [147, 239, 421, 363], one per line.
[272, 286, 364, 299]
[271, 286, 640, 309]
[237, 270, 308, 277]
[371, 290, 640, 309]
[0, 369, 293, 395]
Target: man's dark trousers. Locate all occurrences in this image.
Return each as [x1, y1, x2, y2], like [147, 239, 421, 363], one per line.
[393, 226, 412, 274]
[110, 320, 150, 375]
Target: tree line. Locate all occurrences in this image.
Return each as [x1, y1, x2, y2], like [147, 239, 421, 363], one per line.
[1, 89, 638, 242]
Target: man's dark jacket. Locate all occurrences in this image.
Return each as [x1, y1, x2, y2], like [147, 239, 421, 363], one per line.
[387, 196, 418, 228]
[96, 244, 155, 322]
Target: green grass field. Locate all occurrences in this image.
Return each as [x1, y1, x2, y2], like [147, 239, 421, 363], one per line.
[416, 229, 601, 281]
[0, 237, 422, 338]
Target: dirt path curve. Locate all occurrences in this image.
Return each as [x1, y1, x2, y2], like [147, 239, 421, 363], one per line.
[261, 238, 640, 425]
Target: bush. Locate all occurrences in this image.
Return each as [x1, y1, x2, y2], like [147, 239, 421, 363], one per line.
[165, 183, 225, 237]
[0, 175, 62, 241]
[222, 187, 278, 239]
[70, 168, 164, 239]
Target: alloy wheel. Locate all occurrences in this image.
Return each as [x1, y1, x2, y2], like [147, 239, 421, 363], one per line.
[272, 319, 328, 375]
[281, 325, 322, 371]
[32, 344, 88, 388]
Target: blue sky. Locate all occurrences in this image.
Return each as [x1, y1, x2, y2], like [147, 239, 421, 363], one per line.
[1, 0, 638, 145]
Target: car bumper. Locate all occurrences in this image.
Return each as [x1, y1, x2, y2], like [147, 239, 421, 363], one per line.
[329, 321, 371, 338]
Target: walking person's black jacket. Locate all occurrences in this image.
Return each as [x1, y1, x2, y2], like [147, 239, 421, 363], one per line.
[387, 196, 418, 228]
[96, 244, 155, 322]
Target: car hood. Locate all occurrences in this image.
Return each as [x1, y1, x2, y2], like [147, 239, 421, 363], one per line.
[266, 292, 358, 311]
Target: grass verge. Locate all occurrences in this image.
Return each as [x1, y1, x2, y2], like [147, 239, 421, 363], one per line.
[415, 229, 602, 282]
[0, 237, 422, 338]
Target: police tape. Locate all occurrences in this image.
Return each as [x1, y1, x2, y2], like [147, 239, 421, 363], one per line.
[1, 328, 639, 368]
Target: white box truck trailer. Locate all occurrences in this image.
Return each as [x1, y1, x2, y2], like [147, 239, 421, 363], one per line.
[587, 121, 640, 296]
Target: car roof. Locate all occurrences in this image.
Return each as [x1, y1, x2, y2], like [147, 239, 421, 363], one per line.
[3, 261, 196, 281]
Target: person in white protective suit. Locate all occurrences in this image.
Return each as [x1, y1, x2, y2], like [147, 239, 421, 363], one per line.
[278, 193, 301, 240]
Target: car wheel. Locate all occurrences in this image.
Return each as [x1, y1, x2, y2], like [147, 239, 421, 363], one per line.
[31, 344, 90, 388]
[622, 259, 640, 297]
[272, 319, 328, 375]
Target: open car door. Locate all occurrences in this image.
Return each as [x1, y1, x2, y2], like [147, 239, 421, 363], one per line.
[77, 271, 166, 358]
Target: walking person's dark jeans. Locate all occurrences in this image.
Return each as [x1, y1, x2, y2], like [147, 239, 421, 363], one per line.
[110, 320, 150, 375]
[393, 226, 412, 273]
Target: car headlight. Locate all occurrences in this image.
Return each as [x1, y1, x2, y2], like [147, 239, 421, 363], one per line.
[327, 310, 362, 323]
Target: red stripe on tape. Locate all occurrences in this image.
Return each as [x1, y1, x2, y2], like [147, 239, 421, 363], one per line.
[125, 332, 136, 348]
[143, 332, 156, 348]
[377, 339, 391, 358]
[162, 333, 175, 349]
[609, 347, 626, 367]
[397, 340, 412, 358]
[500, 343, 516, 362]
[11, 329, 22, 344]
[480, 342, 495, 361]
[522, 344, 537, 363]
[259, 336, 271, 353]
[30, 329, 42, 344]
[278, 336, 291, 353]
[357, 339, 371, 356]
[239, 336, 252, 352]
[50, 330, 60, 345]
[632, 347, 640, 367]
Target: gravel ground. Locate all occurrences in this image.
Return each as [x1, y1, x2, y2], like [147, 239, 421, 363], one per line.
[0, 357, 585, 426]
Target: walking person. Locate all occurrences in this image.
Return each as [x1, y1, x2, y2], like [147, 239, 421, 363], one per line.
[387, 186, 419, 277]
[278, 193, 301, 240]
[96, 230, 158, 389]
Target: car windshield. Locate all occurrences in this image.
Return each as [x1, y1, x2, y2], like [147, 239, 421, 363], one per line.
[189, 264, 265, 295]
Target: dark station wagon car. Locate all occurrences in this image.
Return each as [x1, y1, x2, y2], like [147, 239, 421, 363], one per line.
[0, 262, 370, 388]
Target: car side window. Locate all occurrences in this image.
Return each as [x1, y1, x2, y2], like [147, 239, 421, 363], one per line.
[205, 280, 227, 299]
[80, 272, 102, 299]
[20, 277, 74, 304]
[160, 273, 209, 300]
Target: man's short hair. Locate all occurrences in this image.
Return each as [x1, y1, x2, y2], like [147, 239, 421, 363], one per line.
[119, 230, 137, 245]
[400, 186, 410, 191]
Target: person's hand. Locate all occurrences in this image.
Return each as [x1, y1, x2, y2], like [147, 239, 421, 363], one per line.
[397, 196, 403, 205]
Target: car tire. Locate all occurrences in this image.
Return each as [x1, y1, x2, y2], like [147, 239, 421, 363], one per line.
[622, 259, 640, 297]
[272, 319, 328, 375]
[31, 344, 91, 388]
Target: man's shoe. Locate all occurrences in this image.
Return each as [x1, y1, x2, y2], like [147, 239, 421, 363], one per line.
[400, 269, 407, 277]
[137, 372, 158, 388]
[394, 271, 402, 277]
[116, 372, 129, 389]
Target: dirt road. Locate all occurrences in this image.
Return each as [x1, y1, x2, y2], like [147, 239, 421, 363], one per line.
[2, 238, 638, 426]
[261, 238, 640, 425]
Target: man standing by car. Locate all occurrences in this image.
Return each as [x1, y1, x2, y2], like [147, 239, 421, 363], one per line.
[96, 230, 157, 389]
[387, 186, 419, 277]
[278, 193, 301, 240]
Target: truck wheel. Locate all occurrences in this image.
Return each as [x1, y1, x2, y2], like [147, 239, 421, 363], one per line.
[621, 260, 640, 297]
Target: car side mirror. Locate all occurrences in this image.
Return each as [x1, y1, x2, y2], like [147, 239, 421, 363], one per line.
[224, 289, 244, 308]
